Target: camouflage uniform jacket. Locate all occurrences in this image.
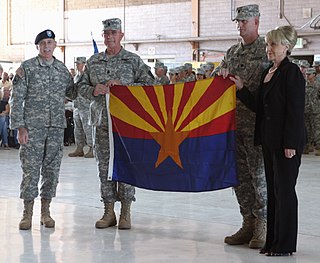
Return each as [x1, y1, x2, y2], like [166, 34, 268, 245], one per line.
[78, 48, 154, 126]
[154, 75, 170, 85]
[73, 72, 91, 111]
[9, 55, 76, 129]
[220, 36, 269, 132]
[308, 80, 320, 114]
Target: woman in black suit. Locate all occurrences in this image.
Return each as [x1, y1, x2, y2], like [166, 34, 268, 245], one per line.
[231, 26, 306, 256]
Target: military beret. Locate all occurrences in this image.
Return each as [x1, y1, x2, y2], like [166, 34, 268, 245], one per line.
[76, 57, 86, 64]
[233, 4, 260, 21]
[102, 18, 122, 31]
[35, 29, 55, 45]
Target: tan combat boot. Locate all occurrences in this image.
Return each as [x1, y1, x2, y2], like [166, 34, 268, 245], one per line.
[19, 200, 34, 230]
[118, 201, 132, 230]
[40, 198, 55, 228]
[95, 202, 117, 229]
[315, 149, 320, 156]
[249, 218, 266, 249]
[68, 146, 84, 157]
[224, 216, 255, 245]
[84, 147, 94, 158]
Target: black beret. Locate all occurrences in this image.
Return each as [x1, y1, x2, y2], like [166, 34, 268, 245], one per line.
[35, 29, 55, 45]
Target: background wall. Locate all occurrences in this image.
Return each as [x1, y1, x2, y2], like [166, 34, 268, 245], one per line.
[0, 0, 320, 72]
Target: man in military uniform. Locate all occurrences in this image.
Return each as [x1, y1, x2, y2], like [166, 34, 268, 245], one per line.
[219, 4, 269, 249]
[9, 29, 77, 230]
[299, 60, 310, 80]
[184, 63, 196, 82]
[305, 67, 320, 156]
[312, 61, 320, 83]
[78, 18, 154, 230]
[68, 57, 94, 158]
[154, 62, 170, 85]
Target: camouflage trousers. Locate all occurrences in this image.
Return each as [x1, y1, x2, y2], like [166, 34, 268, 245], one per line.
[234, 133, 267, 220]
[73, 108, 93, 147]
[19, 127, 64, 201]
[93, 113, 135, 203]
[314, 113, 320, 149]
[305, 113, 315, 147]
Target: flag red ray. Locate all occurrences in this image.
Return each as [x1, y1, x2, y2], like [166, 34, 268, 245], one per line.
[163, 84, 174, 116]
[173, 81, 196, 127]
[111, 110, 235, 139]
[177, 77, 234, 132]
[143, 86, 166, 127]
[111, 85, 163, 132]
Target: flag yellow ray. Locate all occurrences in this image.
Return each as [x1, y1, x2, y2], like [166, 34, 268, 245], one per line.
[153, 85, 167, 124]
[110, 94, 160, 132]
[172, 82, 184, 124]
[127, 86, 164, 131]
[180, 85, 236, 132]
[175, 78, 213, 130]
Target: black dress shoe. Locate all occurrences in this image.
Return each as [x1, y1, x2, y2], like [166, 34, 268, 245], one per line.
[259, 248, 270, 254]
[266, 252, 293, 256]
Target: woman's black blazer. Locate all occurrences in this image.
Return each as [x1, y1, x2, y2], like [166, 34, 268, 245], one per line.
[237, 57, 306, 151]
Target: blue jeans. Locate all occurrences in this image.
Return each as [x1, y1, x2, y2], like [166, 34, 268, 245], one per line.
[0, 115, 8, 145]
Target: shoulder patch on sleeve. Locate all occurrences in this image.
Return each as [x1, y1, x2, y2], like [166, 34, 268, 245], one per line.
[15, 67, 24, 78]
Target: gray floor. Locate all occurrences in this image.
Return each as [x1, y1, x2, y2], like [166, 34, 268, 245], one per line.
[0, 145, 319, 263]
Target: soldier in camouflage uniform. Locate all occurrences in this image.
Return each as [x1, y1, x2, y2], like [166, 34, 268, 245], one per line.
[312, 61, 320, 83]
[154, 62, 170, 85]
[9, 29, 77, 230]
[78, 18, 154, 230]
[219, 5, 269, 249]
[68, 57, 94, 158]
[184, 63, 196, 82]
[195, 68, 205, 80]
[202, 63, 215, 79]
[305, 68, 320, 155]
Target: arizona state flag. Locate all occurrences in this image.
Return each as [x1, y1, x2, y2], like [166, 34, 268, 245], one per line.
[107, 76, 238, 192]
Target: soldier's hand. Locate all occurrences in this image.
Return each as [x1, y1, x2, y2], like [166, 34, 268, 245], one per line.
[93, 83, 109, 96]
[18, 127, 29, 145]
[229, 75, 244, 90]
[219, 68, 229, 79]
[106, 79, 122, 88]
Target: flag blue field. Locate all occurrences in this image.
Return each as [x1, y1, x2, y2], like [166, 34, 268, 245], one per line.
[107, 76, 238, 192]
[91, 32, 99, 54]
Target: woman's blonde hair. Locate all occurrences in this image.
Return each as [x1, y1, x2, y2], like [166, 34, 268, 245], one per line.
[265, 26, 297, 55]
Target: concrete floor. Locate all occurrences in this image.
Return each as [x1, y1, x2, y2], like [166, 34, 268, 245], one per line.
[0, 145, 319, 263]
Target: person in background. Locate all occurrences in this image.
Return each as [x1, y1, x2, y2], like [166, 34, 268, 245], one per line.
[234, 25, 306, 257]
[219, 4, 269, 249]
[9, 29, 77, 230]
[202, 63, 215, 78]
[69, 68, 76, 79]
[184, 63, 196, 82]
[312, 61, 320, 83]
[169, 68, 178, 84]
[305, 67, 320, 156]
[0, 86, 10, 149]
[68, 57, 94, 158]
[195, 68, 205, 80]
[298, 60, 310, 80]
[78, 18, 154, 230]
[154, 62, 170, 85]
